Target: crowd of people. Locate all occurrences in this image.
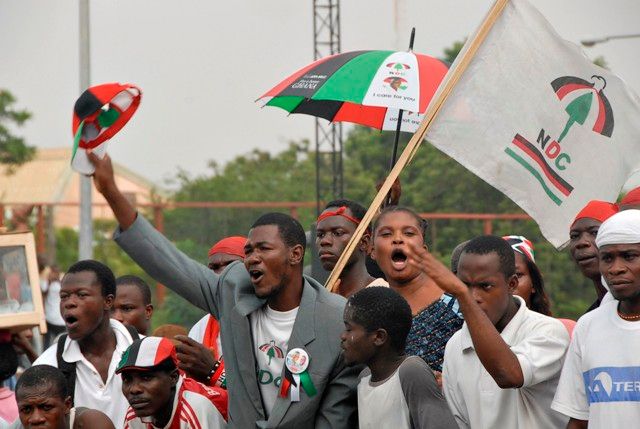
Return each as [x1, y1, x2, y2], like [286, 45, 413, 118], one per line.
[1, 153, 639, 429]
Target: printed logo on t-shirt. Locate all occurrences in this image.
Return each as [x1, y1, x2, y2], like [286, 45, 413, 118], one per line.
[583, 367, 640, 403]
[259, 340, 284, 365]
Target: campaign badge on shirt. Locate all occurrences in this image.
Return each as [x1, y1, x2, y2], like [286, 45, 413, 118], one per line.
[280, 348, 317, 402]
[285, 348, 309, 374]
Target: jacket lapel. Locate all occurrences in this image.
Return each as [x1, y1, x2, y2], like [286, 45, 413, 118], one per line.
[267, 280, 318, 427]
[231, 291, 266, 418]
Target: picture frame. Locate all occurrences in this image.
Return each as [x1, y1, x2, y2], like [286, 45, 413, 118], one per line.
[0, 231, 46, 333]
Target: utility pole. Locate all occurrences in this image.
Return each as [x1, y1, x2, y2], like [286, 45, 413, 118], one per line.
[78, 0, 93, 259]
[313, 0, 342, 215]
[310, 0, 342, 283]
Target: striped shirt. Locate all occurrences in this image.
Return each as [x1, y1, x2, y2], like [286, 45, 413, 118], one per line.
[124, 377, 227, 429]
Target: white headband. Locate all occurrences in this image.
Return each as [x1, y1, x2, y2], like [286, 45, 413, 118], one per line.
[595, 209, 640, 248]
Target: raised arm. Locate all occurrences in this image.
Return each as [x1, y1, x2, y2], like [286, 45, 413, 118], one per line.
[89, 151, 137, 230]
[407, 242, 524, 388]
[88, 151, 222, 317]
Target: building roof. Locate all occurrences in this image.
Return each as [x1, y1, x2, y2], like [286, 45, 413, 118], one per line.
[0, 147, 156, 204]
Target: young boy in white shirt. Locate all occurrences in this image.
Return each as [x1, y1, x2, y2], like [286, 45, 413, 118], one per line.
[340, 286, 457, 429]
[408, 235, 569, 428]
[34, 260, 138, 429]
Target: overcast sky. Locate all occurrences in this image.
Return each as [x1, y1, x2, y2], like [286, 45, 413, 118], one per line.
[1, 0, 639, 187]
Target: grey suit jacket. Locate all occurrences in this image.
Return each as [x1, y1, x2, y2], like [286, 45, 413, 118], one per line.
[115, 216, 359, 428]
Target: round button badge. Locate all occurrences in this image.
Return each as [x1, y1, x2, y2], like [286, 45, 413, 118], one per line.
[285, 348, 309, 374]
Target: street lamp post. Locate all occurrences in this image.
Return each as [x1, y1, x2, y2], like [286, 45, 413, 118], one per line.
[79, 0, 93, 259]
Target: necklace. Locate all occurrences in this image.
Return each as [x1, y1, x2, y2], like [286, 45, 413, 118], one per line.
[617, 305, 640, 321]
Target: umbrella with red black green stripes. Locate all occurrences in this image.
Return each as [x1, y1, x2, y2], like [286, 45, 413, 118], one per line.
[257, 31, 448, 168]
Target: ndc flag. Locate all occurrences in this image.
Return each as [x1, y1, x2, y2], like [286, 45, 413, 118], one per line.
[425, 0, 640, 247]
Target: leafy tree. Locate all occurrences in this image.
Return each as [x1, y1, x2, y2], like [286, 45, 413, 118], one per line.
[0, 90, 35, 168]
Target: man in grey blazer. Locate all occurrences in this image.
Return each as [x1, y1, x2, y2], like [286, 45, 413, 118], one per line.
[89, 152, 359, 429]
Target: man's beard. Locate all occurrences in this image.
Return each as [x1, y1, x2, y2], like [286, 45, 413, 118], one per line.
[255, 275, 288, 300]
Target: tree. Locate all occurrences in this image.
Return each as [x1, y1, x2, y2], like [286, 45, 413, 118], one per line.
[0, 90, 35, 169]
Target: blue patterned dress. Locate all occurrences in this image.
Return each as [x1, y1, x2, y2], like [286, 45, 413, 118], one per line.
[405, 293, 464, 371]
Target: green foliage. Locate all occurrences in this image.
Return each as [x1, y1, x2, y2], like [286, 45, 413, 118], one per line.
[442, 40, 465, 64]
[163, 141, 320, 254]
[0, 90, 35, 169]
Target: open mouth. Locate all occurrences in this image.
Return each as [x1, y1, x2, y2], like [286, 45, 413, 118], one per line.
[391, 249, 408, 269]
[249, 269, 264, 284]
[64, 315, 79, 329]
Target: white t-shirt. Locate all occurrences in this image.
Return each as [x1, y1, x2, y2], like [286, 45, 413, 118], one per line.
[40, 279, 64, 326]
[250, 305, 298, 417]
[358, 356, 457, 429]
[551, 300, 640, 427]
[442, 295, 569, 429]
[188, 315, 223, 357]
[33, 319, 137, 429]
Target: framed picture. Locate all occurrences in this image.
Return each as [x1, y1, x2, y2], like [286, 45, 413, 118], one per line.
[0, 232, 46, 333]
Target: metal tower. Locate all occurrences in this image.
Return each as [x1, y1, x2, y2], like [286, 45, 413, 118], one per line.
[313, 0, 342, 214]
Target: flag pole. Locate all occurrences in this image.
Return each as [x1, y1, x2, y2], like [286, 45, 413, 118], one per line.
[326, 0, 511, 291]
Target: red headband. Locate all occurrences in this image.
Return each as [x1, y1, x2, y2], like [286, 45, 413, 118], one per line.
[572, 200, 618, 226]
[317, 206, 361, 225]
[208, 236, 246, 258]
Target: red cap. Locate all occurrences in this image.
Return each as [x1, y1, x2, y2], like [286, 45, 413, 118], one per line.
[621, 187, 640, 206]
[208, 236, 246, 258]
[572, 200, 618, 226]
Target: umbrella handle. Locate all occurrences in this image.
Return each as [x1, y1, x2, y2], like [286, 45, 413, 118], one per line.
[386, 109, 404, 206]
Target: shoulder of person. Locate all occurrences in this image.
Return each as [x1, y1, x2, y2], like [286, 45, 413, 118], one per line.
[521, 309, 569, 339]
[443, 326, 465, 355]
[398, 356, 437, 383]
[578, 299, 614, 325]
[188, 314, 211, 340]
[304, 275, 347, 309]
[32, 341, 59, 367]
[110, 319, 141, 343]
[358, 366, 372, 383]
[73, 408, 115, 429]
[181, 381, 227, 418]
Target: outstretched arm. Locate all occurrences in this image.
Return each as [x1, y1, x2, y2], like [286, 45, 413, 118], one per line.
[406, 242, 524, 388]
[88, 151, 222, 317]
[88, 151, 137, 230]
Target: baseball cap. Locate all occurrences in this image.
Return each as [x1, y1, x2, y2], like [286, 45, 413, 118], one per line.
[116, 336, 178, 374]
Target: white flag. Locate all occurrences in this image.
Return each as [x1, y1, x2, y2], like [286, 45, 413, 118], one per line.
[425, 0, 640, 247]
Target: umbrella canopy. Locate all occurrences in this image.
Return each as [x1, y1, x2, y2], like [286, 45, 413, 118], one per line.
[257, 50, 448, 133]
